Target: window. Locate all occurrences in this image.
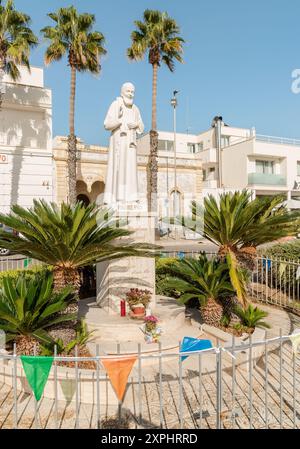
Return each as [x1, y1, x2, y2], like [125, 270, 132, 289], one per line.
[207, 167, 216, 180]
[255, 160, 274, 175]
[297, 161, 300, 176]
[187, 142, 203, 153]
[158, 139, 173, 152]
[203, 169, 207, 181]
[187, 143, 196, 153]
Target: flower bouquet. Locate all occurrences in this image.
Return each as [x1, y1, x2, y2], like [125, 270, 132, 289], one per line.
[142, 315, 162, 343]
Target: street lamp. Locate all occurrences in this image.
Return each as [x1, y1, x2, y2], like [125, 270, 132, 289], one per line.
[171, 90, 179, 239]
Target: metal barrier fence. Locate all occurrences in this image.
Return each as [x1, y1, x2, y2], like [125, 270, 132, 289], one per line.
[0, 332, 299, 429]
[160, 251, 300, 314]
[251, 256, 300, 314]
[0, 252, 300, 428]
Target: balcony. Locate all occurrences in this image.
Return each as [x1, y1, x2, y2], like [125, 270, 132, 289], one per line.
[198, 148, 217, 164]
[248, 173, 286, 186]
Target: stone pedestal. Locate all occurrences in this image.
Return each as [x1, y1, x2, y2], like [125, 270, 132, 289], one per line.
[96, 210, 156, 315]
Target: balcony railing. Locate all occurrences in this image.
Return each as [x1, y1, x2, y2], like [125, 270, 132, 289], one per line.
[248, 173, 286, 186]
[256, 134, 300, 146]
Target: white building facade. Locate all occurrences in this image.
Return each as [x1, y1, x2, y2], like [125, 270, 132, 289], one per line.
[53, 135, 202, 219]
[0, 66, 53, 214]
[139, 120, 300, 208]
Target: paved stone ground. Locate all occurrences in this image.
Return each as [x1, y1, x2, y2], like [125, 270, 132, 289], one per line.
[0, 304, 299, 429]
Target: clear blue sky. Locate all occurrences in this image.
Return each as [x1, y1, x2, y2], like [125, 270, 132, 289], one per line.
[14, 0, 300, 145]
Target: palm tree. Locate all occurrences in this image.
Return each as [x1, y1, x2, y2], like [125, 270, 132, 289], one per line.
[0, 0, 38, 108]
[0, 273, 75, 354]
[162, 255, 234, 327]
[127, 9, 184, 213]
[0, 200, 157, 315]
[179, 190, 300, 305]
[41, 7, 106, 205]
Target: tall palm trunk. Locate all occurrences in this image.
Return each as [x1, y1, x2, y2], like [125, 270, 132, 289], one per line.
[151, 62, 158, 130]
[68, 65, 77, 206]
[147, 62, 158, 214]
[0, 54, 6, 110]
[53, 267, 81, 317]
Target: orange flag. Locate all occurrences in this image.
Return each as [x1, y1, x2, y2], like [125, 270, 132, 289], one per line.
[101, 357, 137, 401]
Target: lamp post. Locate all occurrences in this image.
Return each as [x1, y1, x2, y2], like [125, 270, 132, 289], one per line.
[171, 90, 178, 239]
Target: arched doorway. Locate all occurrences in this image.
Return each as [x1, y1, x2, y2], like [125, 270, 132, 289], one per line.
[76, 180, 90, 205]
[77, 193, 90, 207]
[90, 181, 105, 204]
[170, 189, 182, 217]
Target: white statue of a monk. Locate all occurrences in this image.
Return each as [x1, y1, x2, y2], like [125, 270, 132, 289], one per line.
[103, 82, 144, 207]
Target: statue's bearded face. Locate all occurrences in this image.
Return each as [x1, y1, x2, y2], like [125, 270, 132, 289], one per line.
[121, 83, 135, 106]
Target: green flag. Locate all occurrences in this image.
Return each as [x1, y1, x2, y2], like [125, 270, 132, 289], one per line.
[21, 356, 54, 401]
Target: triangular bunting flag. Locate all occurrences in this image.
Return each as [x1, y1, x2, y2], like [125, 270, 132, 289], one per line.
[59, 378, 77, 404]
[21, 356, 53, 401]
[180, 337, 213, 361]
[101, 357, 137, 402]
[279, 262, 287, 277]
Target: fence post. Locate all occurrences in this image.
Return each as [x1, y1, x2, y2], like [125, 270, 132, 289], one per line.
[13, 342, 18, 429]
[216, 343, 222, 429]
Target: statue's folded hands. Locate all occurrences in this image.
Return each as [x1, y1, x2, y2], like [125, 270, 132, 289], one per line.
[128, 122, 140, 130]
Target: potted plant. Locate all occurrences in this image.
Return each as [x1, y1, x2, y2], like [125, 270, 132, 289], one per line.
[143, 315, 161, 343]
[125, 288, 152, 318]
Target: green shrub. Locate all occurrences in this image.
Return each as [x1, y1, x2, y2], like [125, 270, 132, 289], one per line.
[260, 239, 300, 262]
[156, 257, 180, 297]
[0, 265, 53, 288]
[257, 240, 300, 300]
[234, 304, 270, 329]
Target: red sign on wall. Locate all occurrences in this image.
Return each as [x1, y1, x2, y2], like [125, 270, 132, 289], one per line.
[0, 154, 8, 164]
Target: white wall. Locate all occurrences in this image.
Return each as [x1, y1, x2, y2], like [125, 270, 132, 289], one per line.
[3, 66, 44, 88]
[253, 141, 300, 191]
[0, 66, 53, 214]
[221, 139, 254, 188]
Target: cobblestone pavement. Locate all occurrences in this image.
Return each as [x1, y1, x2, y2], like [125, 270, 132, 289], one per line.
[0, 338, 299, 429]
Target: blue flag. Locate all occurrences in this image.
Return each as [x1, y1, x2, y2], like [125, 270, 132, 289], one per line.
[180, 337, 213, 361]
[262, 259, 272, 271]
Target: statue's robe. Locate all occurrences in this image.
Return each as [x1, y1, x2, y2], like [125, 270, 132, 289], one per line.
[103, 97, 144, 206]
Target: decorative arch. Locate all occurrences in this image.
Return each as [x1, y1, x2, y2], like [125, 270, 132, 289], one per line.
[170, 188, 184, 217]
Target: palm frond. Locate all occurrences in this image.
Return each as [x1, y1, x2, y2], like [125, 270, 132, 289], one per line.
[0, 200, 158, 270]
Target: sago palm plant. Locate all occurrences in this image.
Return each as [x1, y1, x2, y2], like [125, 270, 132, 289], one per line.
[162, 254, 234, 327]
[178, 190, 300, 305]
[0, 0, 38, 107]
[0, 273, 74, 354]
[0, 200, 157, 313]
[41, 7, 106, 204]
[127, 9, 184, 213]
[234, 304, 270, 330]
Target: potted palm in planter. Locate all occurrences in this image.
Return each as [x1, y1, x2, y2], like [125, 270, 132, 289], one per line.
[125, 288, 151, 318]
